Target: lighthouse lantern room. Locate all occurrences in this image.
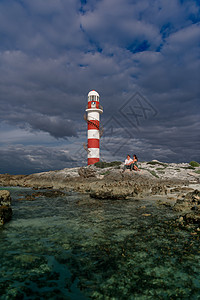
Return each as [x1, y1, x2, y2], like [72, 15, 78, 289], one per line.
[86, 90, 103, 165]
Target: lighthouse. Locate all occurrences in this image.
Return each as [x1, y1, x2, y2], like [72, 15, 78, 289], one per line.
[85, 90, 103, 165]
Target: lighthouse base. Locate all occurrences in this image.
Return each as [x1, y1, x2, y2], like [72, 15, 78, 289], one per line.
[88, 158, 99, 165]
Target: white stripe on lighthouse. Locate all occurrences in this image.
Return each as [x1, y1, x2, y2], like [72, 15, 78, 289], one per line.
[88, 148, 100, 158]
[88, 129, 99, 139]
[88, 112, 100, 121]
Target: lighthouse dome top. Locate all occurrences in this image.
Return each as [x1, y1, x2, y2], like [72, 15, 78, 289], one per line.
[88, 90, 100, 102]
[88, 90, 99, 97]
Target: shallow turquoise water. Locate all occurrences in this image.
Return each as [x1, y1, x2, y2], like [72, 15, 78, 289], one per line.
[0, 187, 200, 299]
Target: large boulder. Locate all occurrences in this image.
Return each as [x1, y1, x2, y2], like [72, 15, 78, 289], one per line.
[173, 189, 200, 212]
[0, 190, 11, 206]
[78, 167, 96, 178]
[89, 181, 144, 200]
[182, 212, 200, 225]
[0, 190, 12, 225]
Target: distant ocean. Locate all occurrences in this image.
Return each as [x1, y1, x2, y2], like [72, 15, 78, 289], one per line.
[1, 186, 200, 299]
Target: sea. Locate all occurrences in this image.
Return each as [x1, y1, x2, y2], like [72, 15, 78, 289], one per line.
[0, 186, 200, 300]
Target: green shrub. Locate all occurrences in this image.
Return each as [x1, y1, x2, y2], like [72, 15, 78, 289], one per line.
[195, 170, 200, 174]
[100, 171, 110, 176]
[94, 161, 105, 168]
[148, 170, 159, 178]
[94, 161, 122, 168]
[147, 161, 167, 167]
[189, 161, 199, 167]
[181, 166, 195, 170]
[109, 161, 122, 167]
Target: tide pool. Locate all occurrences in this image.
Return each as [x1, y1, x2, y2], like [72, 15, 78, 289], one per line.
[0, 187, 200, 299]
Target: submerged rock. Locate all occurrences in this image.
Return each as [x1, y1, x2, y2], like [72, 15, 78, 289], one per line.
[180, 212, 200, 226]
[90, 188, 131, 200]
[17, 190, 67, 201]
[0, 190, 12, 225]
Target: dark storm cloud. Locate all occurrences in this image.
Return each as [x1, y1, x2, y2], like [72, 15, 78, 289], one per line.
[100, 116, 200, 163]
[0, 0, 199, 173]
[0, 145, 74, 175]
[28, 114, 77, 138]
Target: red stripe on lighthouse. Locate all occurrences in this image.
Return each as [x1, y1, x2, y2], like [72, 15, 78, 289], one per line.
[88, 158, 99, 165]
[88, 120, 99, 130]
[88, 139, 99, 148]
[87, 101, 99, 109]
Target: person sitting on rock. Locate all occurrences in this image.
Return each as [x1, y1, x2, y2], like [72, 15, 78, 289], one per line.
[131, 154, 140, 171]
[122, 155, 133, 172]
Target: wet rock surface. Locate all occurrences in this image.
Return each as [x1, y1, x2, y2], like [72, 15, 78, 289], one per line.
[0, 190, 11, 206]
[173, 190, 200, 229]
[17, 190, 67, 201]
[0, 190, 12, 225]
[173, 190, 200, 212]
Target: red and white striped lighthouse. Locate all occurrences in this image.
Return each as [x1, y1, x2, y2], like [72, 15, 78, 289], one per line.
[86, 90, 103, 165]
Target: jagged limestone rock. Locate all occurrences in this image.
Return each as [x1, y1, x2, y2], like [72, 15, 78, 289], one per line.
[173, 190, 200, 212]
[78, 167, 96, 178]
[0, 190, 12, 225]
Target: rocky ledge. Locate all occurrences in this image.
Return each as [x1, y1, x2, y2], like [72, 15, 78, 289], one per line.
[0, 160, 199, 228]
[173, 189, 200, 225]
[0, 160, 199, 202]
[0, 190, 12, 225]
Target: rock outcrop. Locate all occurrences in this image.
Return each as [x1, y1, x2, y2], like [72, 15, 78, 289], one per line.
[173, 190, 200, 212]
[0, 190, 12, 225]
[174, 190, 200, 227]
[78, 167, 96, 178]
[0, 161, 199, 202]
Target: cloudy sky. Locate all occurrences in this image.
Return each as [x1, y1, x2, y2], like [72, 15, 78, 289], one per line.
[0, 0, 199, 174]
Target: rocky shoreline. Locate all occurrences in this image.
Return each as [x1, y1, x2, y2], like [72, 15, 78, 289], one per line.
[0, 190, 12, 225]
[0, 160, 199, 194]
[0, 160, 199, 227]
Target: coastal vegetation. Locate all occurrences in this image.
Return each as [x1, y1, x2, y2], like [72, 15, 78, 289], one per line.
[189, 161, 200, 167]
[94, 161, 121, 168]
[147, 161, 168, 167]
[181, 166, 195, 170]
[148, 170, 159, 178]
